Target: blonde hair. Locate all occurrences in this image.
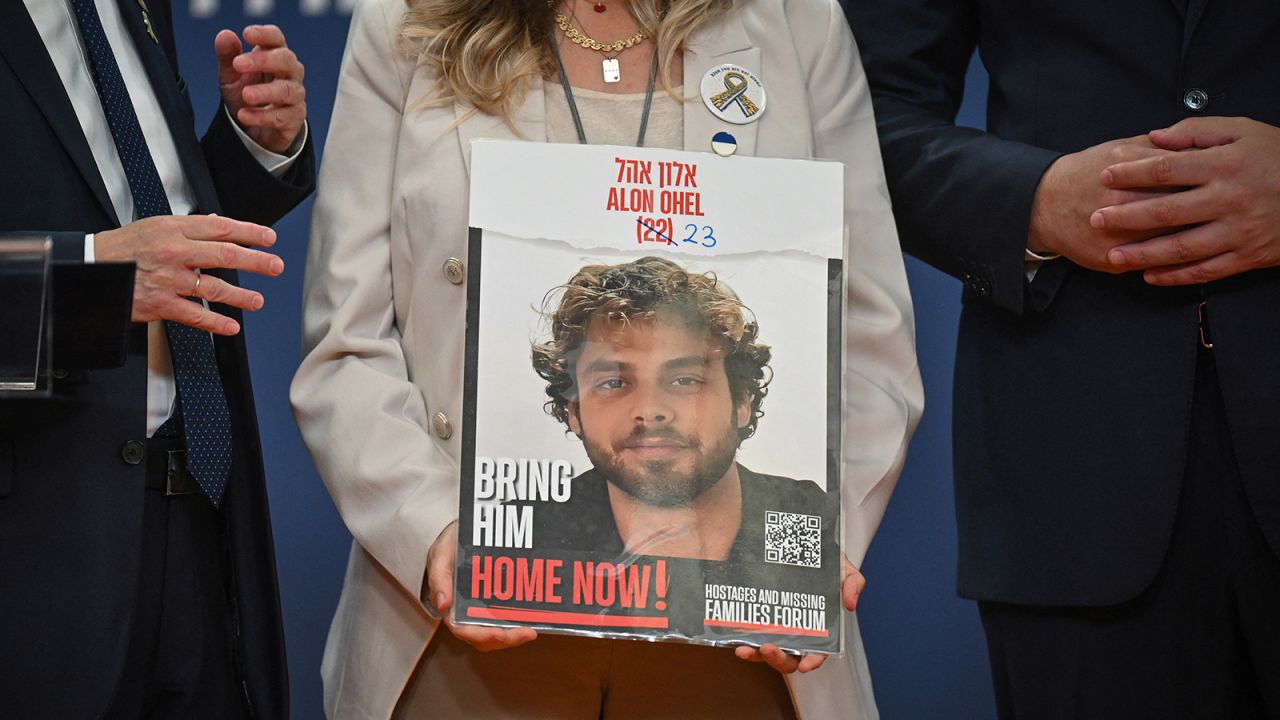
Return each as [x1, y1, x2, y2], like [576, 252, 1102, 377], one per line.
[399, 0, 738, 122]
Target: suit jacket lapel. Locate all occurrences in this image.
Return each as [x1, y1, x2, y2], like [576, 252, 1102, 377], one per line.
[682, 12, 758, 156]
[456, 83, 548, 177]
[0, 4, 118, 224]
[113, 0, 219, 213]
[1182, 0, 1210, 59]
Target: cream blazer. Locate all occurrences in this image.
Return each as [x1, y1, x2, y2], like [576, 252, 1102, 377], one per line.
[292, 0, 924, 717]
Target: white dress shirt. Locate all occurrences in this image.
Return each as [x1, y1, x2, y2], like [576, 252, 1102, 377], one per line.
[24, 0, 304, 435]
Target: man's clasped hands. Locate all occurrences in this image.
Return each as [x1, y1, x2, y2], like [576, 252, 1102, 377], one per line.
[1029, 116, 1280, 285]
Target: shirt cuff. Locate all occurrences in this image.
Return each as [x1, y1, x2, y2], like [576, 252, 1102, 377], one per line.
[85, 234, 96, 263]
[224, 106, 308, 177]
[1024, 248, 1060, 282]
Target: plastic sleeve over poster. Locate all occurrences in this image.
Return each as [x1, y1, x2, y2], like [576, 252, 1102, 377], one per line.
[456, 141, 846, 655]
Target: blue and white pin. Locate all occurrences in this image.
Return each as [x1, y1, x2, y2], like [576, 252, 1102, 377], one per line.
[711, 132, 738, 157]
[701, 63, 767, 125]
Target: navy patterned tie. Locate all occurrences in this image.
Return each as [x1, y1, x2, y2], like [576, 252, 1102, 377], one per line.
[70, 0, 232, 506]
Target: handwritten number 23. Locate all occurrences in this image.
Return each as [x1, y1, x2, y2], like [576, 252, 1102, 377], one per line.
[683, 224, 717, 248]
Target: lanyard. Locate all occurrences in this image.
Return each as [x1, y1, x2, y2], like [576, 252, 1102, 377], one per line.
[550, 37, 660, 147]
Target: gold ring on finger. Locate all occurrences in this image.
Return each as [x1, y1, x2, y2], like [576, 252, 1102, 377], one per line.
[191, 273, 202, 298]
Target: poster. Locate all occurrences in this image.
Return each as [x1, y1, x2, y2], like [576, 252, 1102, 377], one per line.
[455, 141, 845, 654]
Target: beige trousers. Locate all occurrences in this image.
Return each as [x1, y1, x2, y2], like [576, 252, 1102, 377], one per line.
[393, 629, 798, 719]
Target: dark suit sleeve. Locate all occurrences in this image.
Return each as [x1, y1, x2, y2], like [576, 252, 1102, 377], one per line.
[200, 106, 316, 227]
[143, 0, 314, 227]
[843, 0, 1061, 315]
[48, 232, 86, 261]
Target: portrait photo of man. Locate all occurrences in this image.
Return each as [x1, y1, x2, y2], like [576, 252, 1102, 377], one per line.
[527, 256, 836, 566]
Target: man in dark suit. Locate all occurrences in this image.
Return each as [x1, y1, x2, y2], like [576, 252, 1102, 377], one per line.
[843, 0, 1280, 715]
[0, 1, 313, 717]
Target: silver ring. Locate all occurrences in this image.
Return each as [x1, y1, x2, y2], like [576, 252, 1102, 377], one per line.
[190, 274, 202, 298]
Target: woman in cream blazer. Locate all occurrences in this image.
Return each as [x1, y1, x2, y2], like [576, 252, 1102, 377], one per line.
[292, 0, 923, 716]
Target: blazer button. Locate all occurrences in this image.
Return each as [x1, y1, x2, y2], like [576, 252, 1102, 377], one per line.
[442, 258, 465, 285]
[120, 440, 145, 465]
[1183, 88, 1208, 112]
[432, 412, 454, 440]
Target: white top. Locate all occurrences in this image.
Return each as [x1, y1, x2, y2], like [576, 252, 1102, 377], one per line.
[544, 81, 684, 150]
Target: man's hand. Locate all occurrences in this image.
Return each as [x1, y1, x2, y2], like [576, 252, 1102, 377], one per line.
[732, 555, 865, 674]
[215, 25, 306, 154]
[94, 214, 282, 336]
[1027, 136, 1175, 270]
[424, 522, 538, 652]
[1092, 117, 1280, 285]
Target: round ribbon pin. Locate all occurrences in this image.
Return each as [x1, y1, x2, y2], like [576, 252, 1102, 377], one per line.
[711, 131, 738, 157]
[700, 64, 766, 125]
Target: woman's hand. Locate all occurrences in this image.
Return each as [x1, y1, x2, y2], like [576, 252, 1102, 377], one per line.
[424, 521, 538, 652]
[733, 554, 865, 673]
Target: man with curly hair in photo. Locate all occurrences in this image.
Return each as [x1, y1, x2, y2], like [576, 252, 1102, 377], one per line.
[530, 256, 835, 564]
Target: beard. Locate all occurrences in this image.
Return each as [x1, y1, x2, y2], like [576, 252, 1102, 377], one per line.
[579, 419, 740, 508]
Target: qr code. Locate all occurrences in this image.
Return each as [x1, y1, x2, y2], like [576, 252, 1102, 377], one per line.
[764, 511, 821, 568]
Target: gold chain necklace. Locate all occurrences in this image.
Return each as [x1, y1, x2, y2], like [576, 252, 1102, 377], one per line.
[553, 11, 648, 53]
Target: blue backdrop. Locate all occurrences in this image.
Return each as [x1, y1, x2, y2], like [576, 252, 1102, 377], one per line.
[172, 2, 995, 717]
